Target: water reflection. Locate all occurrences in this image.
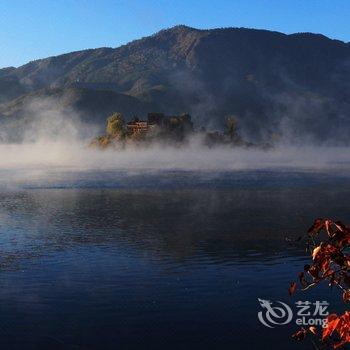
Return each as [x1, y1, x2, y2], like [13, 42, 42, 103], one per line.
[0, 171, 349, 349]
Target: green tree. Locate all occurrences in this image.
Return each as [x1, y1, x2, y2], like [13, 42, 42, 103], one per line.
[106, 112, 125, 137]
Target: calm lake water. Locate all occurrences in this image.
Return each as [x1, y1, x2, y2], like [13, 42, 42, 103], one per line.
[0, 169, 350, 349]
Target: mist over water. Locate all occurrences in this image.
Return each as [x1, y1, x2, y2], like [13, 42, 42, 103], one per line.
[1, 98, 350, 188]
[1, 106, 350, 350]
[0, 141, 349, 192]
[0, 141, 350, 171]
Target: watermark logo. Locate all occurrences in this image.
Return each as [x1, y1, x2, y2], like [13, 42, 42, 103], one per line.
[258, 298, 293, 328]
[258, 298, 329, 328]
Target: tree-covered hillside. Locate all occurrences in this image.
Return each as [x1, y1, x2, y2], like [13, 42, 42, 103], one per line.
[1, 25, 350, 143]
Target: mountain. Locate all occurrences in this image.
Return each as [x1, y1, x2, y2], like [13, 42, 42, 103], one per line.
[0, 87, 151, 122]
[1, 25, 350, 143]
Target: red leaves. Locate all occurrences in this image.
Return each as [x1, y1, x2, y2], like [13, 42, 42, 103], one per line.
[298, 272, 308, 288]
[307, 218, 350, 241]
[308, 218, 324, 235]
[335, 221, 347, 233]
[322, 312, 350, 348]
[309, 326, 317, 335]
[291, 219, 350, 348]
[292, 327, 317, 341]
[306, 218, 350, 284]
[312, 245, 322, 260]
[292, 328, 307, 341]
[325, 219, 333, 237]
[288, 281, 297, 296]
[322, 314, 340, 341]
[343, 290, 350, 303]
[308, 265, 320, 280]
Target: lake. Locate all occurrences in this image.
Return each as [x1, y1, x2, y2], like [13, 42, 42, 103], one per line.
[0, 169, 349, 349]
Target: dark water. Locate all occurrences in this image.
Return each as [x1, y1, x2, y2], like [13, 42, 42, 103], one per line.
[0, 170, 350, 349]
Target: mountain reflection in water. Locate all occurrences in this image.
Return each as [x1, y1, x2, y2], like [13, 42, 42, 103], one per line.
[0, 170, 349, 349]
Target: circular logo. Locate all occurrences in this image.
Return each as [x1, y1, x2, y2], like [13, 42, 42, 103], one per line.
[258, 298, 293, 328]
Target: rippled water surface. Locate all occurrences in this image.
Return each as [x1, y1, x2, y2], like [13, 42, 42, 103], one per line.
[0, 170, 349, 349]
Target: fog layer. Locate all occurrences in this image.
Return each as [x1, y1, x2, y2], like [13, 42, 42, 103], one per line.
[0, 141, 349, 172]
[1, 96, 349, 174]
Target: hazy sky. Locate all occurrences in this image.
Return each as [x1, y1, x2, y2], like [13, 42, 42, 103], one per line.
[1, 0, 350, 68]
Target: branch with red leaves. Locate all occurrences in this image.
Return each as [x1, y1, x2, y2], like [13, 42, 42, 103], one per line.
[289, 218, 350, 349]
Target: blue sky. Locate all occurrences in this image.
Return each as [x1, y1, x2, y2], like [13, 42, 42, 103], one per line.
[1, 0, 350, 68]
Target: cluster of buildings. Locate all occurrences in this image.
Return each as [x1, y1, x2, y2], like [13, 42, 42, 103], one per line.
[126, 112, 193, 135]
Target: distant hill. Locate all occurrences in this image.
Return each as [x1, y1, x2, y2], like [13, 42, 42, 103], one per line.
[1, 25, 350, 143]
